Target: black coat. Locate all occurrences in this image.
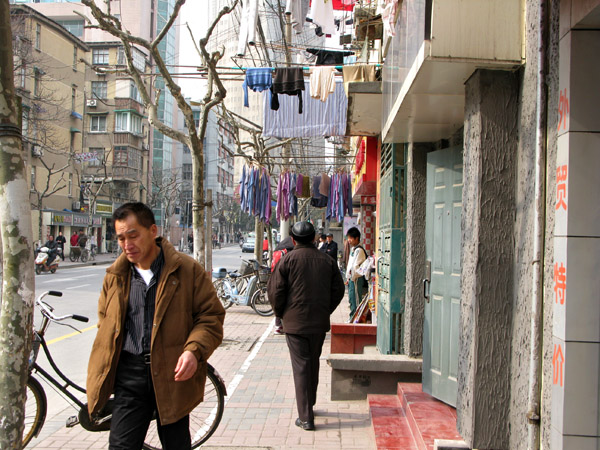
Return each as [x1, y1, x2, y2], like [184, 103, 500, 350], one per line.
[321, 241, 338, 260]
[267, 243, 345, 335]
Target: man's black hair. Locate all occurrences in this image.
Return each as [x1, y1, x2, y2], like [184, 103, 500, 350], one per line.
[113, 202, 156, 229]
[320, 234, 327, 240]
[346, 227, 361, 240]
[294, 233, 315, 245]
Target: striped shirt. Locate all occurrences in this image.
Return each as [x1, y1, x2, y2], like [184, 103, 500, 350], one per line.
[122, 245, 164, 355]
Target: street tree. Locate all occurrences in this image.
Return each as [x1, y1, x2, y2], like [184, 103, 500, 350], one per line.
[80, 0, 240, 267]
[0, 2, 36, 448]
[148, 168, 182, 243]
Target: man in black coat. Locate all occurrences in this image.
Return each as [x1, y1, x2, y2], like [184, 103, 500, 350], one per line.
[267, 222, 345, 431]
[322, 233, 338, 261]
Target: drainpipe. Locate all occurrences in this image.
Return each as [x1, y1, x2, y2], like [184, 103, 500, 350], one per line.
[527, 0, 548, 448]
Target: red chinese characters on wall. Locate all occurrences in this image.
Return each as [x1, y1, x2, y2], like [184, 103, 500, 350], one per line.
[554, 262, 567, 305]
[553, 343, 564, 387]
[556, 165, 568, 211]
[558, 88, 569, 131]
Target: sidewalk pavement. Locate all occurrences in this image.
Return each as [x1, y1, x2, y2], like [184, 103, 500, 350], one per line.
[30, 255, 376, 450]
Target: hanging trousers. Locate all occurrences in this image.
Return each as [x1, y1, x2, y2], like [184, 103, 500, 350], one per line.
[285, 333, 326, 423]
[108, 351, 191, 450]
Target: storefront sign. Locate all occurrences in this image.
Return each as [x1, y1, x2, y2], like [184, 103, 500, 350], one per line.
[73, 214, 90, 226]
[96, 203, 113, 215]
[51, 213, 73, 225]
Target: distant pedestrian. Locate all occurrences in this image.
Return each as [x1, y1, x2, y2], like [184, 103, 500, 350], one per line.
[56, 231, 66, 260]
[70, 231, 79, 247]
[317, 234, 326, 250]
[345, 227, 368, 322]
[322, 233, 338, 261]
[267, 222, 345, 431]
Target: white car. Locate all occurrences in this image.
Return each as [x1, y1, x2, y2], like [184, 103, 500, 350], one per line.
[241, 239, 255, 253]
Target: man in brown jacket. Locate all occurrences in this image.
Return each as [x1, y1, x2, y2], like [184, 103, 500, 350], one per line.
[267, 221, 345, 431]
[86, 203, 225, 449]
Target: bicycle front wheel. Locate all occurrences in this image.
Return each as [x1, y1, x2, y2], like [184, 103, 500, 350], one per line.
[23, 376, 47, 447]
[143, 364, 226, 449]
[250, 286, 273, 317]
[213, 279, 233, 309]
[80, 250, 89, 263]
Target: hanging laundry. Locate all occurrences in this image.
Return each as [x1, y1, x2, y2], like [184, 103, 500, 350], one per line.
[271, 67, 305, 114]
[263, 81, 347, 138]
[243, 68, 273, 107]
[239, 165, 272, 224]
[309, 0, 336, 35]
[319, 172, 331, 196]
[306, 48, 355, 66]
[301, 174, 311, 198]
[311, 175, 328, 208]
[332, 0, 355, 10]
[355, 139, 366, 174]
[309, 66, 337, 102]
[286, 0, 310, 33]
[236, 0, 259, 56]
[381, 0, 400, 38]
[342, 64, 376, 95]
[296, 173, 303, 196]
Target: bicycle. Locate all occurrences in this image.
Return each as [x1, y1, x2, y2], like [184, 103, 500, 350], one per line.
[213, 259, 273, 317]
[68, 246, 89, 263]
[24, 290, 226, 449]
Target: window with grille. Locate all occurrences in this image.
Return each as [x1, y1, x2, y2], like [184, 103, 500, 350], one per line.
[90, 115, 107, 132]
[92, 48, 109, 65]
[91, 81, 107, 99]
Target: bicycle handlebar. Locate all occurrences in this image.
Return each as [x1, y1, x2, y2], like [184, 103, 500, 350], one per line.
[36, 291, 89, 323]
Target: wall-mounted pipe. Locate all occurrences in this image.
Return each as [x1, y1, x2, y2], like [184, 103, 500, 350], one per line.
[526, 0, 549, 448]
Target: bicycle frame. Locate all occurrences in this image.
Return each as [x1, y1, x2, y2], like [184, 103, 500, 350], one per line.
[222, 274, 259, 306]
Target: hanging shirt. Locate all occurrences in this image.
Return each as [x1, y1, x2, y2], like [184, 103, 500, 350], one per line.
[271, 67, 305, 114]
[319, 172, 331, 196]
[236, 0, 259, 56]
[243, 68, 273, 107]
[309, 0, 336, 35]
[306, 48, 355, 65]
[239, 166, 247, 211]
[311, 175, 328, 208]
[286, 0, 310, 33]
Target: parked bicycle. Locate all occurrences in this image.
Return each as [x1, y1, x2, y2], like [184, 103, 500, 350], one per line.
[212, 259, 272, 317]
[24, 290, 226, 449]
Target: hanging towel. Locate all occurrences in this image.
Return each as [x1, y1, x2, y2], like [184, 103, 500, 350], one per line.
[296, 173, 303, 196]
[243, 68, 273, 107]
[236, 0, 259, 56]
[342, 64, 376, 95]
[311, 175, 328, 208]
[319, 172, 331, 196]
[306, 48, 355, 65]
[309, 66, 337, 102]
[302, 174, 311, 197]
[271, 67, 305, 114]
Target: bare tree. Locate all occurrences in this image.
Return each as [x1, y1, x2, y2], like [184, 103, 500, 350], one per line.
[148, 169, 182, 243]
[0, 2, 36, 447]
[80, 0, 240, 267]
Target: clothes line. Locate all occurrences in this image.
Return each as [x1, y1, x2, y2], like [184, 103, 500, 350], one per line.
[198, 64, 382, 72]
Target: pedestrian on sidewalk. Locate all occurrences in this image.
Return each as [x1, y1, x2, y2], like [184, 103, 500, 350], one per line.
[267, 221, 345, 431]
[345, 227, 368, 322]
[86, 202, 225, 450]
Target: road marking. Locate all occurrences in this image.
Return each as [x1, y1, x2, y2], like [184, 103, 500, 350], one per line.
[46, 324, 98, 346]
[64, 284, 91, 290]
[224, 318, 275, 405]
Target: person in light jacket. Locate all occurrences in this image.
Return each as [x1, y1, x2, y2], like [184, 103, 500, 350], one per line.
[86, 202, 225, 450]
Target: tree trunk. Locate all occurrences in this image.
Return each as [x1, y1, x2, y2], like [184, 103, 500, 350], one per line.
[191, 143, 205, 268]
[0, 2, 36, 448]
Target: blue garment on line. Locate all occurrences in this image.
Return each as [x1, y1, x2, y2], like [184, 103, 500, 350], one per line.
[243, 68, 273, 107]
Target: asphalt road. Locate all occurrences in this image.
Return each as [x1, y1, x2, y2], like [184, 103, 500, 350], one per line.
[27, 245, 253, 447]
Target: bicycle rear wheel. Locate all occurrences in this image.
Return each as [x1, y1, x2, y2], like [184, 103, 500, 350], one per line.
[250, 286, 273, 317]
[213, 279, 233, 309]
[23, 376, 47, 447]
[143, 364, 226, 449]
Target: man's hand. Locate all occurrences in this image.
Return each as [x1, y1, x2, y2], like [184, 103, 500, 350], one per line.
[174, 350, 198, 381]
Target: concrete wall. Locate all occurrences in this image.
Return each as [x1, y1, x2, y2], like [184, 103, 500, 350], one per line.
[458, 69, 519, 449]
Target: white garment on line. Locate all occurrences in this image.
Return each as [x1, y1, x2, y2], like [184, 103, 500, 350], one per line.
[309, 66, 337, 102]
[236, 0, 259, 57]
[285, 0, 310, 33]
[310, 0, 336, 35]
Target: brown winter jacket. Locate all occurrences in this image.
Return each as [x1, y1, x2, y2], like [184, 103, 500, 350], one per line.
[267, 243, 345, 335]
[86, 237, 225, 425]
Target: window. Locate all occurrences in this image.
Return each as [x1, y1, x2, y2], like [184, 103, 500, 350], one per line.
[117, 47, 125, 66]
[114, 146, 128, 165]
[130, 82, 142, 104]
[19, 64, 26, 89]
[115, 112, 142, 135]
[71, 86, 76, 111]
[73, 46, 78, 70]
[68, 173, 73, 197]
[22, 108, 29, 135]
[30, 165, 36, 191]
[132, 48, 145, 72]
[91, 81, 107, 99]
[92, 48, 109, 65]
[86, 148, 104, 167]
[183, 163, 192, 180]
[56, 20, 84, 38]
[90, 115, 107, 132]
[34, 69, 41, 97]
[35, 24, 41, 50]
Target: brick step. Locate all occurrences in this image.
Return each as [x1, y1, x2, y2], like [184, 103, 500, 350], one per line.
[368, 383, 468, 450]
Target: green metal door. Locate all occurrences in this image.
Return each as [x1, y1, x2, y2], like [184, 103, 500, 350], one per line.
[376, 143, 406, 355]
[422, 146, 462, 406]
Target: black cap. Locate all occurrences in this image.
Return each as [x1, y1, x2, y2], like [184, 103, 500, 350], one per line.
[327, 233, 333, 237]
[291, 221, 315, 239]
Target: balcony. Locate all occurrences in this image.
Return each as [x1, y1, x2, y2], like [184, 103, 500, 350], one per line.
[113, 133, 143, 146]
[114, 98, 144, 114]
[382, 0, 523, 143]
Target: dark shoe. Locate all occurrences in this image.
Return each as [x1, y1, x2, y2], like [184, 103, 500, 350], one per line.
[295, 418, 315, 431]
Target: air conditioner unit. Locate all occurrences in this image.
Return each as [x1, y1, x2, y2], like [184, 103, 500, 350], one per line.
[31, 145, 43, 157]
[86, 99, 97, 107]
[72, 201, 81, 210]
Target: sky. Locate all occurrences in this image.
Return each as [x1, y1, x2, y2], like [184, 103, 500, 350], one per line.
[176, 2, 209, 99]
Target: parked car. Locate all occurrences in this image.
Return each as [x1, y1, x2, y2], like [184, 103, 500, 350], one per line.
[241, 239, 255, 253]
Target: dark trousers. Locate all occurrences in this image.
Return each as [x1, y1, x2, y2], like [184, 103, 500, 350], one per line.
[285, 333, 326, 423]
[109, 352, 191, 450]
